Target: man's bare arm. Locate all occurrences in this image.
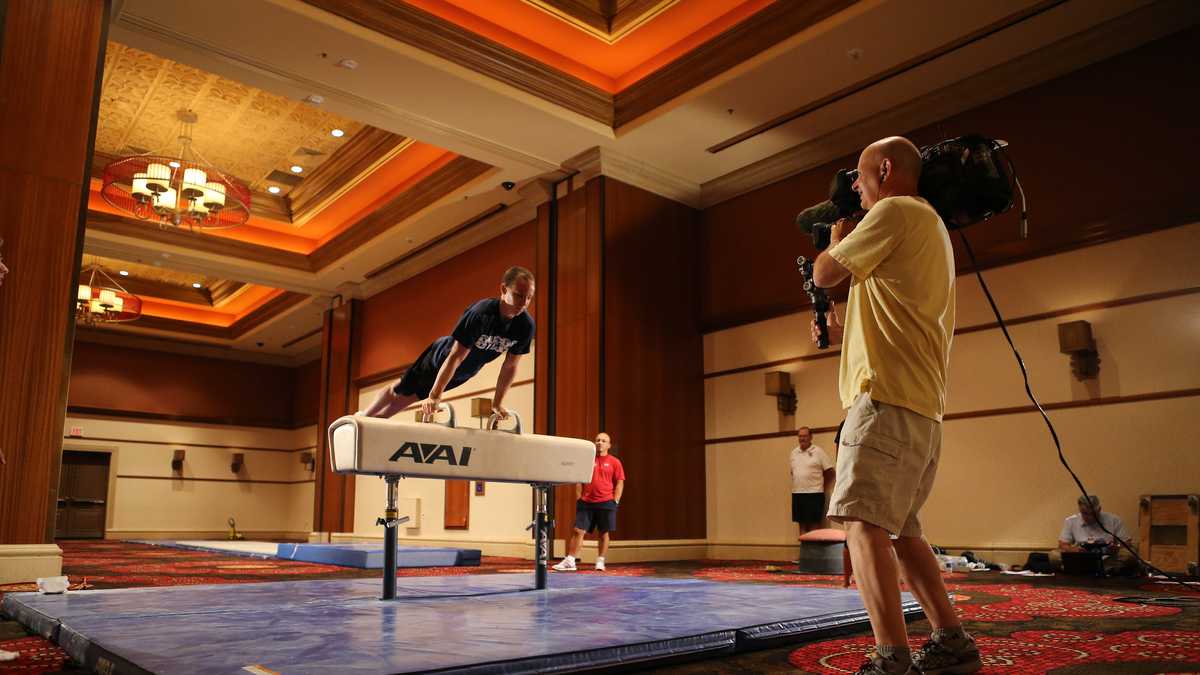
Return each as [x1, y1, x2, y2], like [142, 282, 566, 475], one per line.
[491, 352, 522, 418]
[418, 342, 471, 417]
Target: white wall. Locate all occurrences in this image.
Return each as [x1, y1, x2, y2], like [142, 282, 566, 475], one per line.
[62, 415, 316, 539]
[705, 223, 1200, 562]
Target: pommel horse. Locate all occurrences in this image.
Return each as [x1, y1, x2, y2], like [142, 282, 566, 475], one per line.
[328, 404, 595, 599]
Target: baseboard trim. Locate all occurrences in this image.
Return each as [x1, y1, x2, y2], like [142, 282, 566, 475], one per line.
[0, 544, 64, 584]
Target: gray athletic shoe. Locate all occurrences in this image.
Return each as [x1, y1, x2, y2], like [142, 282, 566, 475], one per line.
[853, 655, 918, 674]
[912, 635, 983, 674]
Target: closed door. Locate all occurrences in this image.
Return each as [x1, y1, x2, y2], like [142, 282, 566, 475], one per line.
[56, 451, 110, 539]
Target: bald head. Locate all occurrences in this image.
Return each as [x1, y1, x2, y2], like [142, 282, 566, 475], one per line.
[853, 136, 922, 209]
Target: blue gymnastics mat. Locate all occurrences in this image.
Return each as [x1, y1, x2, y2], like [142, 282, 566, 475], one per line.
[2, 574, 922, 674]
[276, 542, 480, 568]
[130, 540, 480, 569]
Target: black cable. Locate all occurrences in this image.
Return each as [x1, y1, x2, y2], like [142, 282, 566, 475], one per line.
[956, 226, 1198, 591]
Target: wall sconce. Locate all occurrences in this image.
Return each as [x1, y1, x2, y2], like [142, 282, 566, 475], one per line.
[471, 397, 493, 428]
[230, 452, 244, 473]
[299, 451, 315, 472]
[764, 371, 797, 415]
[171, 449, 185, 472]
[1058, 320, 1100, 380]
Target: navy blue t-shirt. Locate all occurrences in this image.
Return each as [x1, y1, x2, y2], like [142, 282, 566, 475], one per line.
[413, 298, 534, 389]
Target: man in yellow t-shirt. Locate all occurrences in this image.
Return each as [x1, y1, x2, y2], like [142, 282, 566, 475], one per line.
[810, 137, 979, 675]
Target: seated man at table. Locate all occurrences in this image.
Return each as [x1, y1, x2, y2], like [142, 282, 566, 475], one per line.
[1053, 494, 1138, 575]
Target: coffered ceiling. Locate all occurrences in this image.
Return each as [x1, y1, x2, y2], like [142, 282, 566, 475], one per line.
[85, 0, 1198, 363]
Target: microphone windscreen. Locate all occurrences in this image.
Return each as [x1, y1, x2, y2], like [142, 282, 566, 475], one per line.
[794, 200, 841, 233]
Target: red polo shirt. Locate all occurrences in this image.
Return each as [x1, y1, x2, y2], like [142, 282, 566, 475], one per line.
[581, 454, 625, 503]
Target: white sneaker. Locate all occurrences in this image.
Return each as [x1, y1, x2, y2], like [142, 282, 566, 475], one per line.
[595, 557, 606, 571]
[552, 557, 576, 571]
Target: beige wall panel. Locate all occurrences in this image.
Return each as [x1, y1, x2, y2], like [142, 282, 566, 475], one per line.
[705, 359, 842, 439]
[64, 416, 312, 536]
[707, 431, 839, 544]
[704, 222, 1200, 375]
[946, 294, 1199, 412]
[924, 396, 1199, 549]
[110, 480, 303, 533]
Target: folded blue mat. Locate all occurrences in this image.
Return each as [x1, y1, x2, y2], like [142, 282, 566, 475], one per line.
[275, 543, 481, 569]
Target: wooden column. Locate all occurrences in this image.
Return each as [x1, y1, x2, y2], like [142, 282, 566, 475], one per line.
[535, 175, 705, 548]
[536, 179, 604, 540]
[312, 299, 361, 536]
[0, 0, 108, 576]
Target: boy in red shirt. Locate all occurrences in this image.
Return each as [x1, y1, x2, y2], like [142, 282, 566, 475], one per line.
[552, 432, 625, 571]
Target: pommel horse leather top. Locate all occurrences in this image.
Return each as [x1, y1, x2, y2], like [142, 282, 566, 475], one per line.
[327, 405, 594, 597]
[328, 408, 595, 484]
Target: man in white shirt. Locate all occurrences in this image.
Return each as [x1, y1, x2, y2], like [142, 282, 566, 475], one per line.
[1055, 494, 1137, 577]
[1059, 494, 1131, 552]
[789, 426, 834, 535]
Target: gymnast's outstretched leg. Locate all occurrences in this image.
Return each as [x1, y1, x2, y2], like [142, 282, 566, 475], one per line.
[360, 383, 417, 418]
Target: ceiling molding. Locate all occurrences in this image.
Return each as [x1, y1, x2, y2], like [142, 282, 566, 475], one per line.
[699, 0, 1200, 208]
[287, 128, 412, 227]
[357, 196, 539, 299]
[705, 0, 1066, 154]
[227, 291, 311, 336]
[207, 278, 247, 306]
[564, 146, 700, 207]
[612, 0, 857, 128]
[85, 290, 310, 342]
[86, 211, 314, 271]
[365, 203, 508, 279]
[308, 155, 496, 270]
[300, 0, 614, 126]
[524, 0, 679, 44]
[110, 275, 214, 306]
[74, 326, 305, 367]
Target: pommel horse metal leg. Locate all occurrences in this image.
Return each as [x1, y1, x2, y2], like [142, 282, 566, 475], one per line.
[531, 484, 552, 590]
[378, 475, 410, 601]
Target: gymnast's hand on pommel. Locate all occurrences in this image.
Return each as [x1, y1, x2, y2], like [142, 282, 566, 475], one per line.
[417, 397, 442, 420]
[491, 403, 510, 421]
[810, 300, 844, 347]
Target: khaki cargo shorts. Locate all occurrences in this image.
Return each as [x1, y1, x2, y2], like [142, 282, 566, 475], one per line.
[827, 393, 941, 537]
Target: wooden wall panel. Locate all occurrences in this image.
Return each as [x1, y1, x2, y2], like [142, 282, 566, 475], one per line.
[0, 0, 107, 544]
[291, 359, 322, 428]
[313, 300, 360, 533]
[68, 342, 296, 428]
[603, 178, 705, 541]
[356, 221, 537, 382]
[700, 27, 1200, 332]
[533, 184, 603, 539]
[444, 480, 470, 529]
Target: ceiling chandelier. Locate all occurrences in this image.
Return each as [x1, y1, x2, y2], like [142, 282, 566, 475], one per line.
[76, 265, 142, 325]
[100, 109, 252, 231]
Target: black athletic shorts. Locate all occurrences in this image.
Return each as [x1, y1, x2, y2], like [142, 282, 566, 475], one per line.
[792, 492, 825, 524]
[574, 500, 618, 533]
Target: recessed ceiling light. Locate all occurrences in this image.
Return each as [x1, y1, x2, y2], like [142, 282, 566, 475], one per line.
[119, 270, 129, 276]
[330, 128, 345, 138]
[267, 186, 281, 194]
[192, 282, 202, 289]
[290, 165, 303, 173]
[303, 94, 325, 105]
[168, 161, 181, 168]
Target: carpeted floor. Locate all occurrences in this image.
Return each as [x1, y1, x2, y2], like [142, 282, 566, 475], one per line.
[1, 541, 1198, 673]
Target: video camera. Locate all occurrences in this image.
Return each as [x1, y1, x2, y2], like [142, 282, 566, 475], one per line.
[795, 134, 1017, 349]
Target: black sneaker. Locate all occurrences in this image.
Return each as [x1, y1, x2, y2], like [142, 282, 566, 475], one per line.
[854, 655, 918, 674]
[912, 635, 983, 674]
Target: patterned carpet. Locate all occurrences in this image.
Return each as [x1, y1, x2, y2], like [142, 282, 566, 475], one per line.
[1, 542, 1197, 673]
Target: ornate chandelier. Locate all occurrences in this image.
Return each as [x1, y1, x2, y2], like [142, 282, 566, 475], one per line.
[100, 110, 252, 230]
[76, 265, 142, 325]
